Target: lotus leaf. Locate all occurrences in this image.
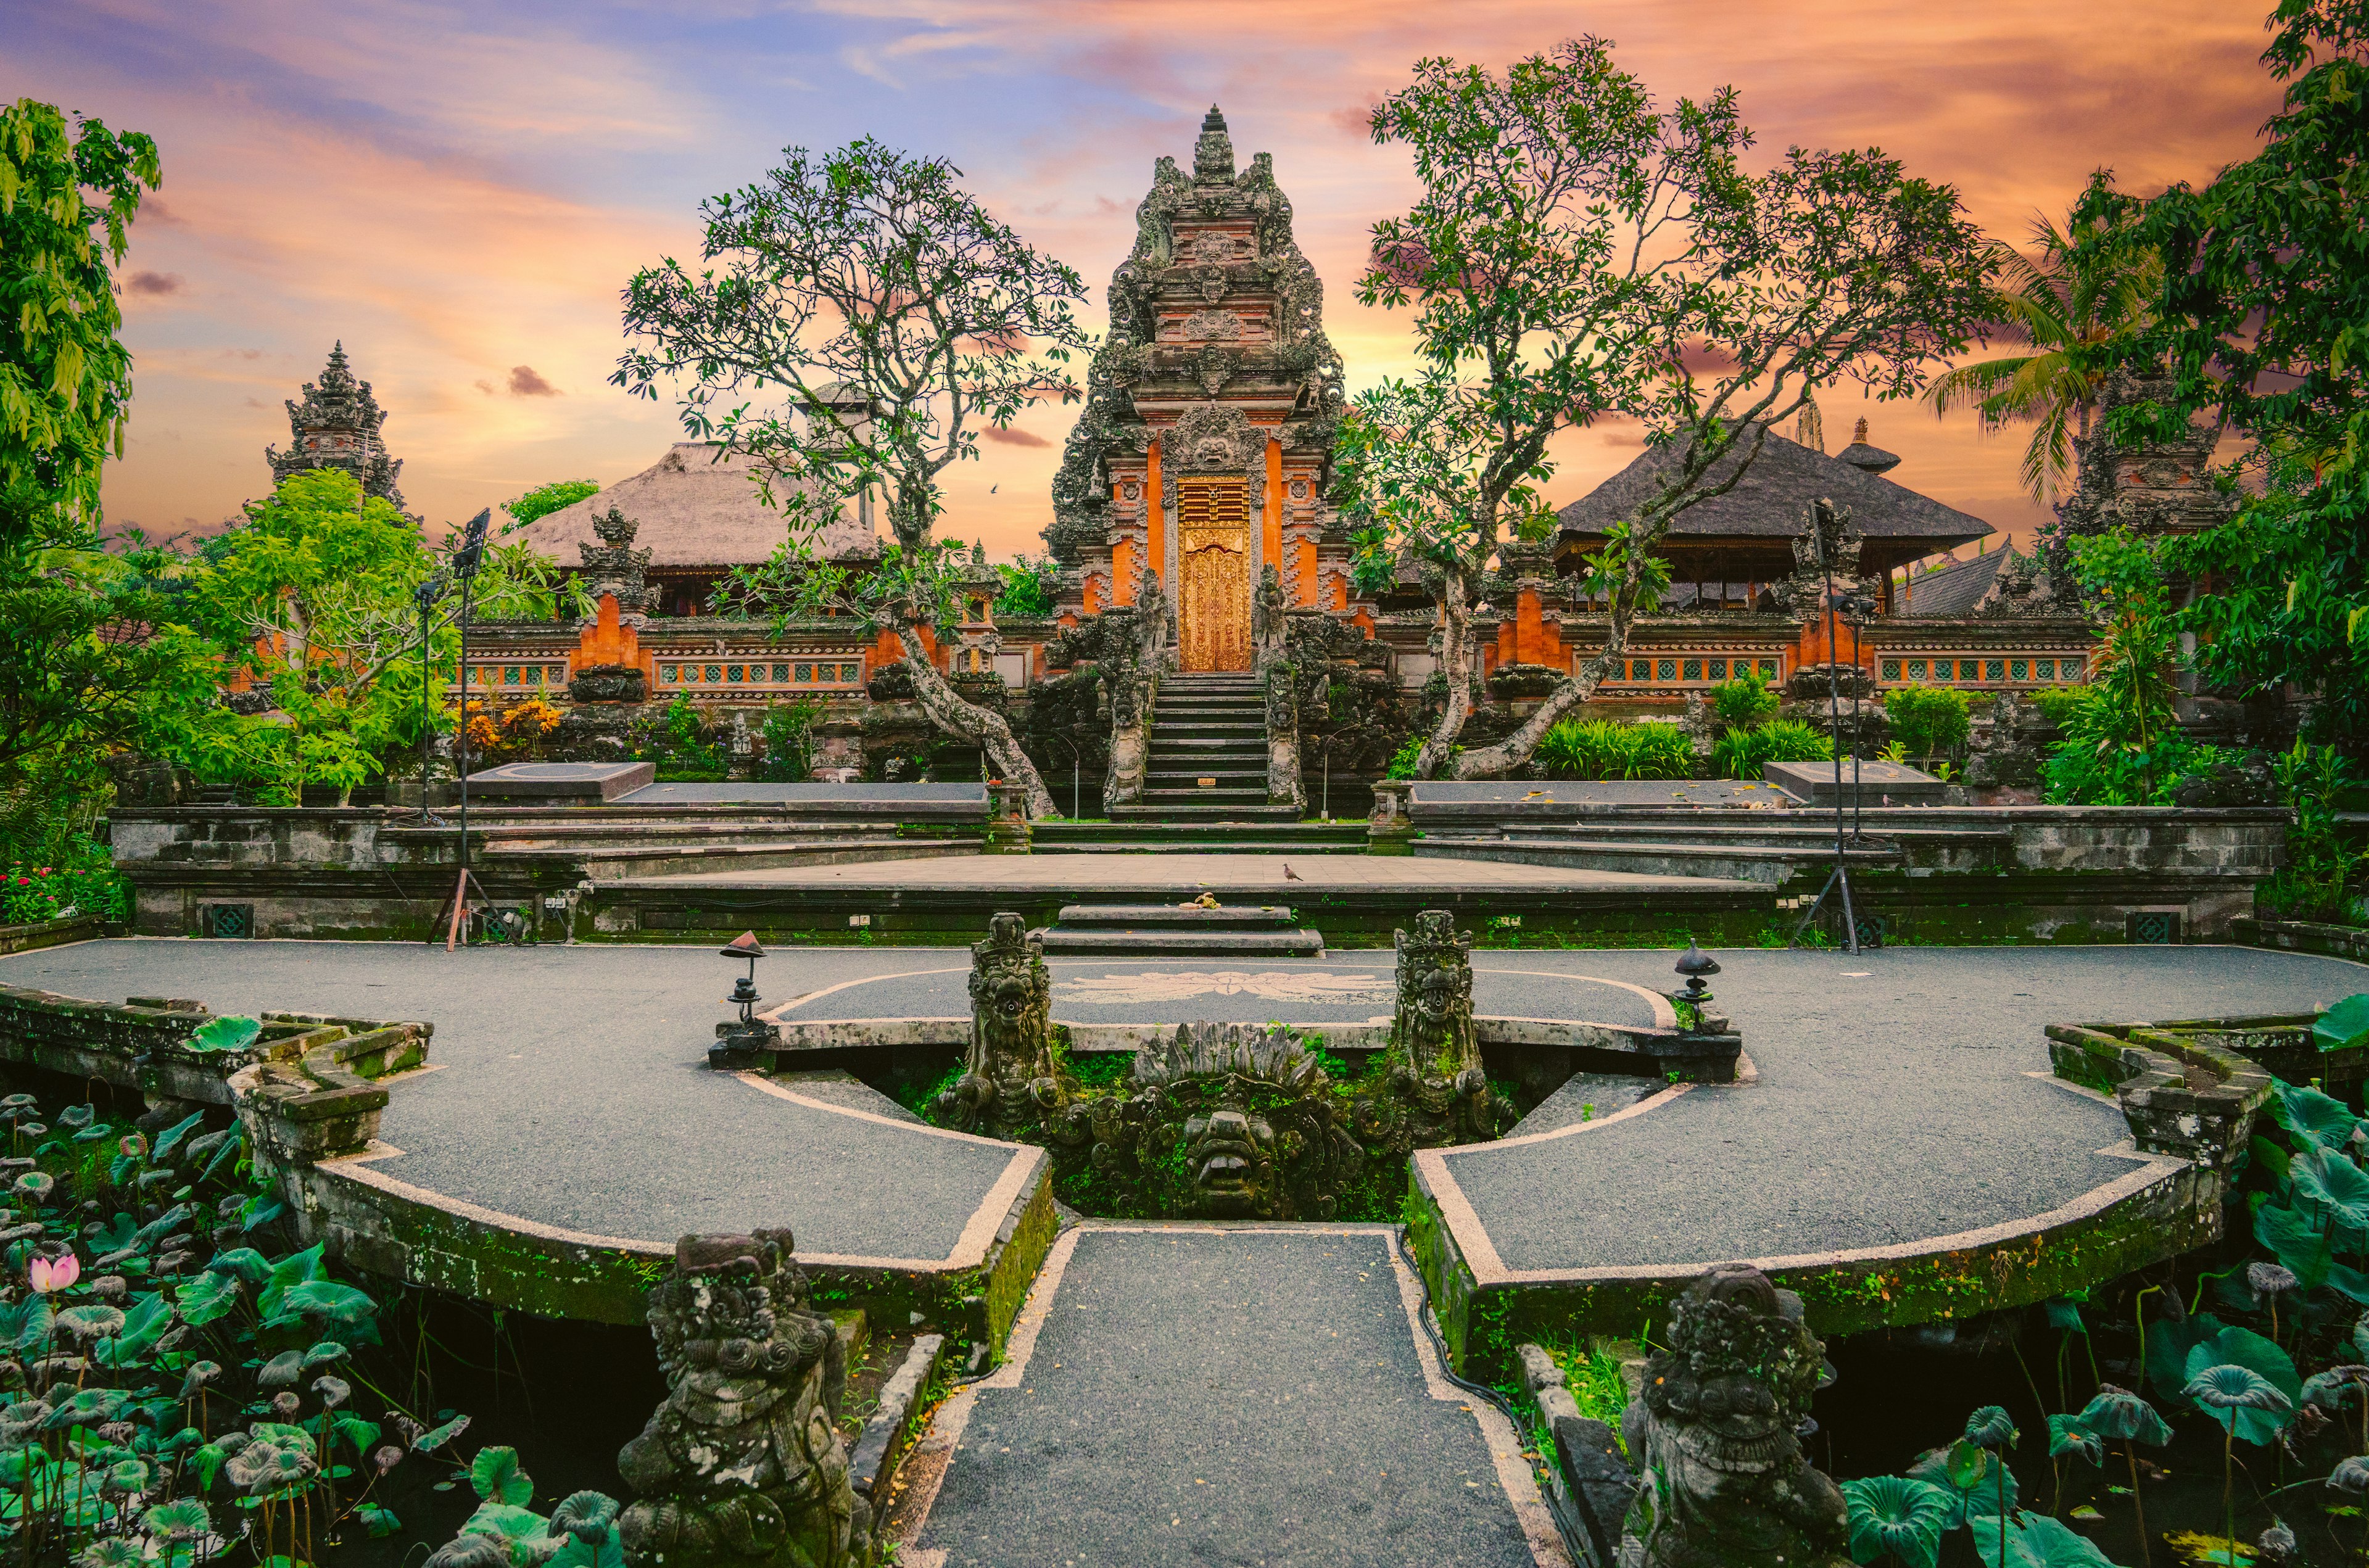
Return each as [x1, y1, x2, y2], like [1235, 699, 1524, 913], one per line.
[414, 1413, 471, 1453]
[92, 1294, 173, 1367]
[303, 1340, 349, 1369]
[549, 1531, 624, 1568]
[57, 1107, 92, 1131]
[2183, 1327, 2302, 1443]
[2318, 994, 2369, 1054]
[185, 1017, 261, 1055]
[46, 1389, 128, 1430]
[275, 1279, 376, 1327]
[1964, 1406, 2019, 1448]
[143, 1498, 210, 1540]
[256, 1350, 304, 1390]
[2045, 1414, 2102, 1464]
[334, 1416, 381, 1456]
[1906, 1439, 2017, 1530]
[172, 1271, 240, 1327]
[2293, 1149, 2369, 1237]
[197, 1128, 244, 1184]
[2270, 1079, 2361, 1150]
[2147, 1313, 2230, 1401]
[2257, 1200, 2338, 1289]
[176, 1361, 220, 1400]
[151, 1112, 205, 1166]
[358, 1503, 402, 1539]
[1964, 1510, 2120, 1568]
[12, 1173, 52, 1204]
[1842, 1475, 1953, 1568]
[73, 1540, 142, 1568]
[2331, 1455, 2369, 1494]
[203, 1247, 269, 1285]
[255, 1243, 326, 1320]
[54, 1305, 125, 1342]
[0, 1296, 52, 1351]
[313, 1375, 350, 1408]
[472, 1444, 534, 1506]
[2042, 1297, 2086, 1335]
[102, 1459, 147, 1495]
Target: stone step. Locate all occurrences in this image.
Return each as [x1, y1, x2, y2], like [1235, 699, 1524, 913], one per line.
[1031, 821, 1368, 843]
[1035, 926, 1326, 957]
[1054, 903, 1301, 928]
[1106, 803, 1304, 821]
[1151, 737, 1267, 751]
[1031, 841, 1368, 855]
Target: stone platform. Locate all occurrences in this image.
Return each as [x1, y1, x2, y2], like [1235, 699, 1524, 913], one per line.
[597, 851, 1775, 947]
[4, 938, 2355, 1347]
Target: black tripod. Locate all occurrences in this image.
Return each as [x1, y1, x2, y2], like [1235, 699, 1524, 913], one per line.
[1790, 499, 1864, 954]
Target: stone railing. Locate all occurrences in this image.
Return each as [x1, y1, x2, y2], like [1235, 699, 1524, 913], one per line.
[2045, 1018, 2275, 1174]
[0, 983, 429, 1160]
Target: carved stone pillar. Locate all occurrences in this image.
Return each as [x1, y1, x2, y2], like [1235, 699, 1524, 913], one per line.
[941, 911, 1062, 1140]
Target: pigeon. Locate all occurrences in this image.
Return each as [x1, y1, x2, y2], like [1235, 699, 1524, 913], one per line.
[1283, 864, 1303, 881]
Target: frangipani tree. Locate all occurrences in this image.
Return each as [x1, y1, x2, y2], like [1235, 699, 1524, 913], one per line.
[615, 138, 1092, 816]
[1341, 37, 1998, 778]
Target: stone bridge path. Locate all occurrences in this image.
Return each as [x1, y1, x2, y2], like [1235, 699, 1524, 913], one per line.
[4, 940, 2365, 1566]
[894, 1224, 1563, 1567]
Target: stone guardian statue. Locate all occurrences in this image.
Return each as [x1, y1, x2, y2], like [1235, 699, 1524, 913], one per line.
[1618, 1263, 1848, 1568]
[617, 1231, 871, 1568]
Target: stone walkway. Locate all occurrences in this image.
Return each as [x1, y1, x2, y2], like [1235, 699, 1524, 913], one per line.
[4, 941, 2358, 1274]
[644, 851, 1753, 894]
[897, 1225, 1564, 1568]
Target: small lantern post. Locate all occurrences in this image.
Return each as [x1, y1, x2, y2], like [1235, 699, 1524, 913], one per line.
[712, 931, 782, 1068]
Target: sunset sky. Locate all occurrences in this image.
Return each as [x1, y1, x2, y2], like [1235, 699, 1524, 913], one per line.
[13, 0, 2288, 559]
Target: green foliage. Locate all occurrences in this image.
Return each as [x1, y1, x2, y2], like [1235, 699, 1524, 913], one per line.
[1384, 735, 1425, 781]
[0, 1087, 468, 1567]
[2180, 1332, 2299, 1445]
[992, 553, 1062, 617]
[756, 699, 821, 783]
[1534, 719, 1693, 781]
[1709, 671, 1779, 732]
[0, 100, 160, 548]
[2260, 741, 2363, 923]
[1922, 205, 2162, 505]
[2070, 2, 2369, 747]
[1841, 1474, 1953, 1568]
[170, 469, 563, 803]
[1346, 39, 1996, 780]
[1, 839, 123, 926]
[634, 695, 726, 782]
[1883, 686, 1971, 762]
[500, 481, 598, 527]
[1713, 718, 1834, 780]
[2318, 995, 2369, 1054]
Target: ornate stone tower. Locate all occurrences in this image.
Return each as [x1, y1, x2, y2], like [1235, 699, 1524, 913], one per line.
[267, 343, 405, 509]
[1045, 106, 1347, 669]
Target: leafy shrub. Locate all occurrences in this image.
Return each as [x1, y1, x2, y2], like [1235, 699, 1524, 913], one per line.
[633, 695, 726, 782]
[1534, 719, 1693, 781]
[2257, 740, 2363, 923]
[1709, 672, 1779, 732]
[2038, 688, 2241, 806]
[1882, 685, 1970, 762]
[2, 831, 125, 926]
[993, 554, 1063, 617]
[756, 699, 822, 783]
[1384, 735, 1424, 780]
[0, 1086, 482, 1567]
[1713, 719, 1834, 780]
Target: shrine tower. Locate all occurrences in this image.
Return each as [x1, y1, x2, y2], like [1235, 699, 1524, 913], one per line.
[266, 342, 406, 511]
[1044, 106, 1347, 671]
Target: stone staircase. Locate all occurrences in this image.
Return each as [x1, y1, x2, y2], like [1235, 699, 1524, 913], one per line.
[1033, 902, 1324, 957]
[1114, 673, 1294, 823]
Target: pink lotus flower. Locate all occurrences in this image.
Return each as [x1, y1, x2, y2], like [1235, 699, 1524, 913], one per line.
[30, 1253, 80, 1294]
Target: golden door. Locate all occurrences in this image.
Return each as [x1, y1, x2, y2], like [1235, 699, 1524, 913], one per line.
[1176, 477, 1251, 672]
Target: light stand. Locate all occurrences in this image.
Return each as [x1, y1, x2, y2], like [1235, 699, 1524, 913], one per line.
[410, 569, 450, 824]
[1838, 590, 1879, 849]
[1790, 500, 1861, 954]
[442, 509, 491, 952]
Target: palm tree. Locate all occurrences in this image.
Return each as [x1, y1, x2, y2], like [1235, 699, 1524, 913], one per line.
[1923, 208, 2160, 503]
